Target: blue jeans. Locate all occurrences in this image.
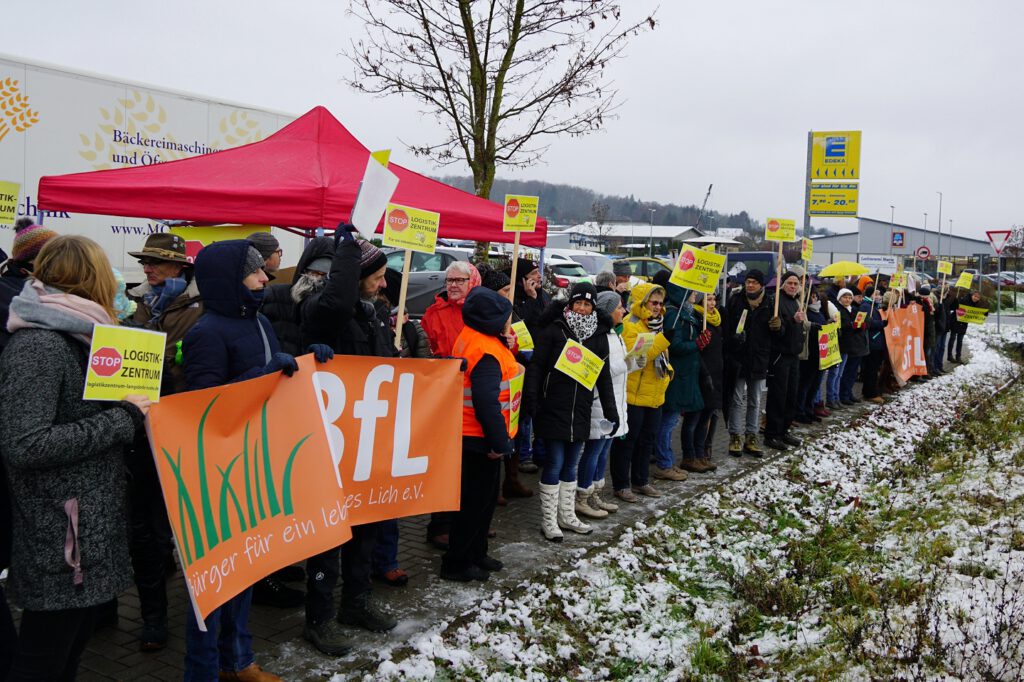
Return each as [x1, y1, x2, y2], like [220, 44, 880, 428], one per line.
[655, 410, 681, 469]
[826, 355, 847, 403]
[840, 354, 863, 401]
[371, 519, 399, 575]
[185, 588, 254, 681]
[578, 438, 613, 489]
[540, 439, 585, 486]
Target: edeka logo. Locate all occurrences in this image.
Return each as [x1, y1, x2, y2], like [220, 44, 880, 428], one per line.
[506, 198, 520, 219]
[91, 347, 123, 377]
[678, 250, 696, 271]
[818, 333, 829, 359]
[387, 210, 409, 233]
[565, 346, 583, 364]
[825, 136, 847, 160]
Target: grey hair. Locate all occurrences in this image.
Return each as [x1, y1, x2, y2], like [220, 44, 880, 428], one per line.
[447, 260, 474, 277]
[594, 271, 615, 289]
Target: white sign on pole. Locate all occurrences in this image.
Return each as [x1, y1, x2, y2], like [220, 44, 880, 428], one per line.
[858, 254, 899, 275]
[350, 156, 400, 233]
[986, 230, 1012, 255]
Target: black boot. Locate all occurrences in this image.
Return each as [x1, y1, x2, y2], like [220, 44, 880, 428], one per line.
[337, 592, 397, 632]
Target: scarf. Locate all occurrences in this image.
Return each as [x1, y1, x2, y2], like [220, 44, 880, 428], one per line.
[808, 300, 822, 313]
[7, 279, 113, 345]
[692, 304, 721, 327]
[646, 315, 664, 334]
[563, 309, 598, 342]
[143, 277, 187, 322]
[745, 289, 765, 309]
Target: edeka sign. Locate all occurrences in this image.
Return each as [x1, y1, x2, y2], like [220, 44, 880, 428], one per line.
[147, 355, 462, 625]
[883, 304, 927, 385]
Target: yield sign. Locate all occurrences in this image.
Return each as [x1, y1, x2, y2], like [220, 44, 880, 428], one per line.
[986, 229, 1012, 255]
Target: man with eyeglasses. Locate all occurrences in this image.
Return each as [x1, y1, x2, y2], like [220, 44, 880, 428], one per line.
[125, 232, 204, 652]
[247, 231, 282, 279]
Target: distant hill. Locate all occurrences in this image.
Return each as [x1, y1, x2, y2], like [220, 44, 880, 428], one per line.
[436, 176, 835, 241]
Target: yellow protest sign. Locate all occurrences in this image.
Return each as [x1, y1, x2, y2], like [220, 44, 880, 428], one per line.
[553, 339, 605, 390]
[702, 244, 716, 253]
[626, 332, 656, 359]
[508, 366, 524, 434]
[669, 245, 726, 293]
[765, 218, 796, 242]
[503, 195, 539, 232]
[735, 308, 748, 335]
[801, 238, 814, 262]
[382, 203, 440, 254]
[84, 325, 167, 402]
[0, 181, 20, 224]
[890, 272, 906, 289]
[511, 321, 534, 350]
[808, 183, 859, 216]
[956, 305, 987, 325]
[811, 131, 861, 179]
[818, 322, 841, 370]
[854, 311, 867, 328]
[937, 260, 953, 275]
[955, 272, 973, 289]
[170, 225, 271, 264]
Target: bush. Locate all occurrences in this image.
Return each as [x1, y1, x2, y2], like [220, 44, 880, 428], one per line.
[988, 293, 1015, 311]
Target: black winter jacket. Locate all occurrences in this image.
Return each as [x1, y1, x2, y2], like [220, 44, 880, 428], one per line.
[183, 241, 281, 391]
[838, 304, 869, 358]
[772, 291, 805, 357]
[0, 271, 27, 354]
[300, 240, 396, 359]
[262, 237, 336, 356]
[524, 303, 619, 443]
[724, 290, 775, 379]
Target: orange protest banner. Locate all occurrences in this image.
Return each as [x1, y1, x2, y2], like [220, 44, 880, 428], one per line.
[147, 354, 463, 624]
[883, 303, 928, 385]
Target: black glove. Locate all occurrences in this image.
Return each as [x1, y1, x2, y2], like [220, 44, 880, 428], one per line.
[264, 352, 298, 377]
[661, 326, 676, 342]
[607, 418, 621, 437]
[307, 344, 334, 363]
[334, 221, 357, 245]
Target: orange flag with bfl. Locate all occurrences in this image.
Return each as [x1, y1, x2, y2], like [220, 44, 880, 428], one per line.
[147, 354, 463, 624]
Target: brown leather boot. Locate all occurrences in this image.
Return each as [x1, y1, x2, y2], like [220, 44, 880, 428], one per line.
[502, 452, 534, 498]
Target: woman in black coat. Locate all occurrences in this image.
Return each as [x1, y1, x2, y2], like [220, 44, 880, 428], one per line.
[695, 291, 724, 467]
[524, 283, 619, 542]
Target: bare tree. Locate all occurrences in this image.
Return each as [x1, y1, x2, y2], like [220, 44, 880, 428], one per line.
[343, 1, 656, 230]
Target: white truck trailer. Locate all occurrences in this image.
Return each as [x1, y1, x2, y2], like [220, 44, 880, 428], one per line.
[0, 54, 297, 280]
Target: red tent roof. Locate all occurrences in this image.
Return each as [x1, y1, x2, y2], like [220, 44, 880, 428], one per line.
[37, 106, 547, 247]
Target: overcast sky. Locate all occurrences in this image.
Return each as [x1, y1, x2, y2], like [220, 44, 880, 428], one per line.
[6, 0, 1021, 240]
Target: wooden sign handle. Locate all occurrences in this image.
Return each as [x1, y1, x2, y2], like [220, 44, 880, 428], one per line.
[394, 250, 412, 350]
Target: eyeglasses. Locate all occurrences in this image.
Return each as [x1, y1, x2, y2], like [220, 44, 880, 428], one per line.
[138, 258, 164, 267]
[647, 300, 665, 308]
[445, 277, 470, 285]
[274, 249, 283, 256]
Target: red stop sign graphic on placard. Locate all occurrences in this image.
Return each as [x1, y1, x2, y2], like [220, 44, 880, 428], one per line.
[767, 219, 780, 233]
[506, 199, 521, 219]
[511, 391, 522, 413]
[388, 210, 409, 232]
[678, 250, 696, 271]
[956, 307, 966, 318]
[91, 347, 122, 377]
[818, 333, 829, 358]
[566, 346, 583, 363]
[184, 240, 203, 263]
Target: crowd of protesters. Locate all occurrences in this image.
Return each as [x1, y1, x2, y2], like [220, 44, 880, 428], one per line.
[0, 218, 990, 680]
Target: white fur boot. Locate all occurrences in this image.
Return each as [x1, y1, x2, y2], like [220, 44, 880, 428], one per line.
[538, 482, 563, 542]
[557, 481, 593, 534]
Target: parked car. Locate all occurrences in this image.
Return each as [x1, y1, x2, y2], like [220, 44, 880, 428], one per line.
[546, 256, 592, 288]
[725, 251, 787, 286]
[616, 256, 672, 282]
[546, 248, 612, 276]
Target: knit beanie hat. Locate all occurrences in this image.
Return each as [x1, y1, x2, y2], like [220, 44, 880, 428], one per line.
[837, 287, 854, 300]
[12, 221, 58, 263]
[306, 256, 333, 275]
[516, 257, 539, 280]
[242, 246, 266, 278]
[357, 239, 388, 279]
[481, 267, 511, 292]
[652, 269, 671, 287]
[612, 260, 632, 276]
[780, 270, 800, 285]
[595, 290, 621, 316]
[246, 231, 280, 260]
[745, 269, 765, 285]
[568, 281, 598, 305]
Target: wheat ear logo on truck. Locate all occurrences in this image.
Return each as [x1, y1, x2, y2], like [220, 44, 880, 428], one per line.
[79, 91, 267, 170]
[0, 78, 39, 144]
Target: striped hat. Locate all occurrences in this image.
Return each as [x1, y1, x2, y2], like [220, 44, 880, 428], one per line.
[12, 221, 58, 263]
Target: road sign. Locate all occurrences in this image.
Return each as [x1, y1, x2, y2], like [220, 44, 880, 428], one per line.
[811, 131, 861, 179]
[986, 230, 1012, 255]
[808, 183, 859, 216]
[915, 245, 931, 260]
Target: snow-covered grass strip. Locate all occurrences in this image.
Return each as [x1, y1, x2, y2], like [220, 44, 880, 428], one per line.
[358, 328, 1024, 681]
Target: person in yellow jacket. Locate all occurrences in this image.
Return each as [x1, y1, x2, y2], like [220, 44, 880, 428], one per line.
[441, 288, 520, 582]
[610, 282, 674, 502]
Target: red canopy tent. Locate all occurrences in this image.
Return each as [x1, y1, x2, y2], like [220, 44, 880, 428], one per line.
[37, 106, 547, 247]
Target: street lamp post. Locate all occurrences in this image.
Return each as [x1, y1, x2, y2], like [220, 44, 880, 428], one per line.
[648, 209, 656, 257]
[889, 205, 895, 255]
[936, 191, 943, 259]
